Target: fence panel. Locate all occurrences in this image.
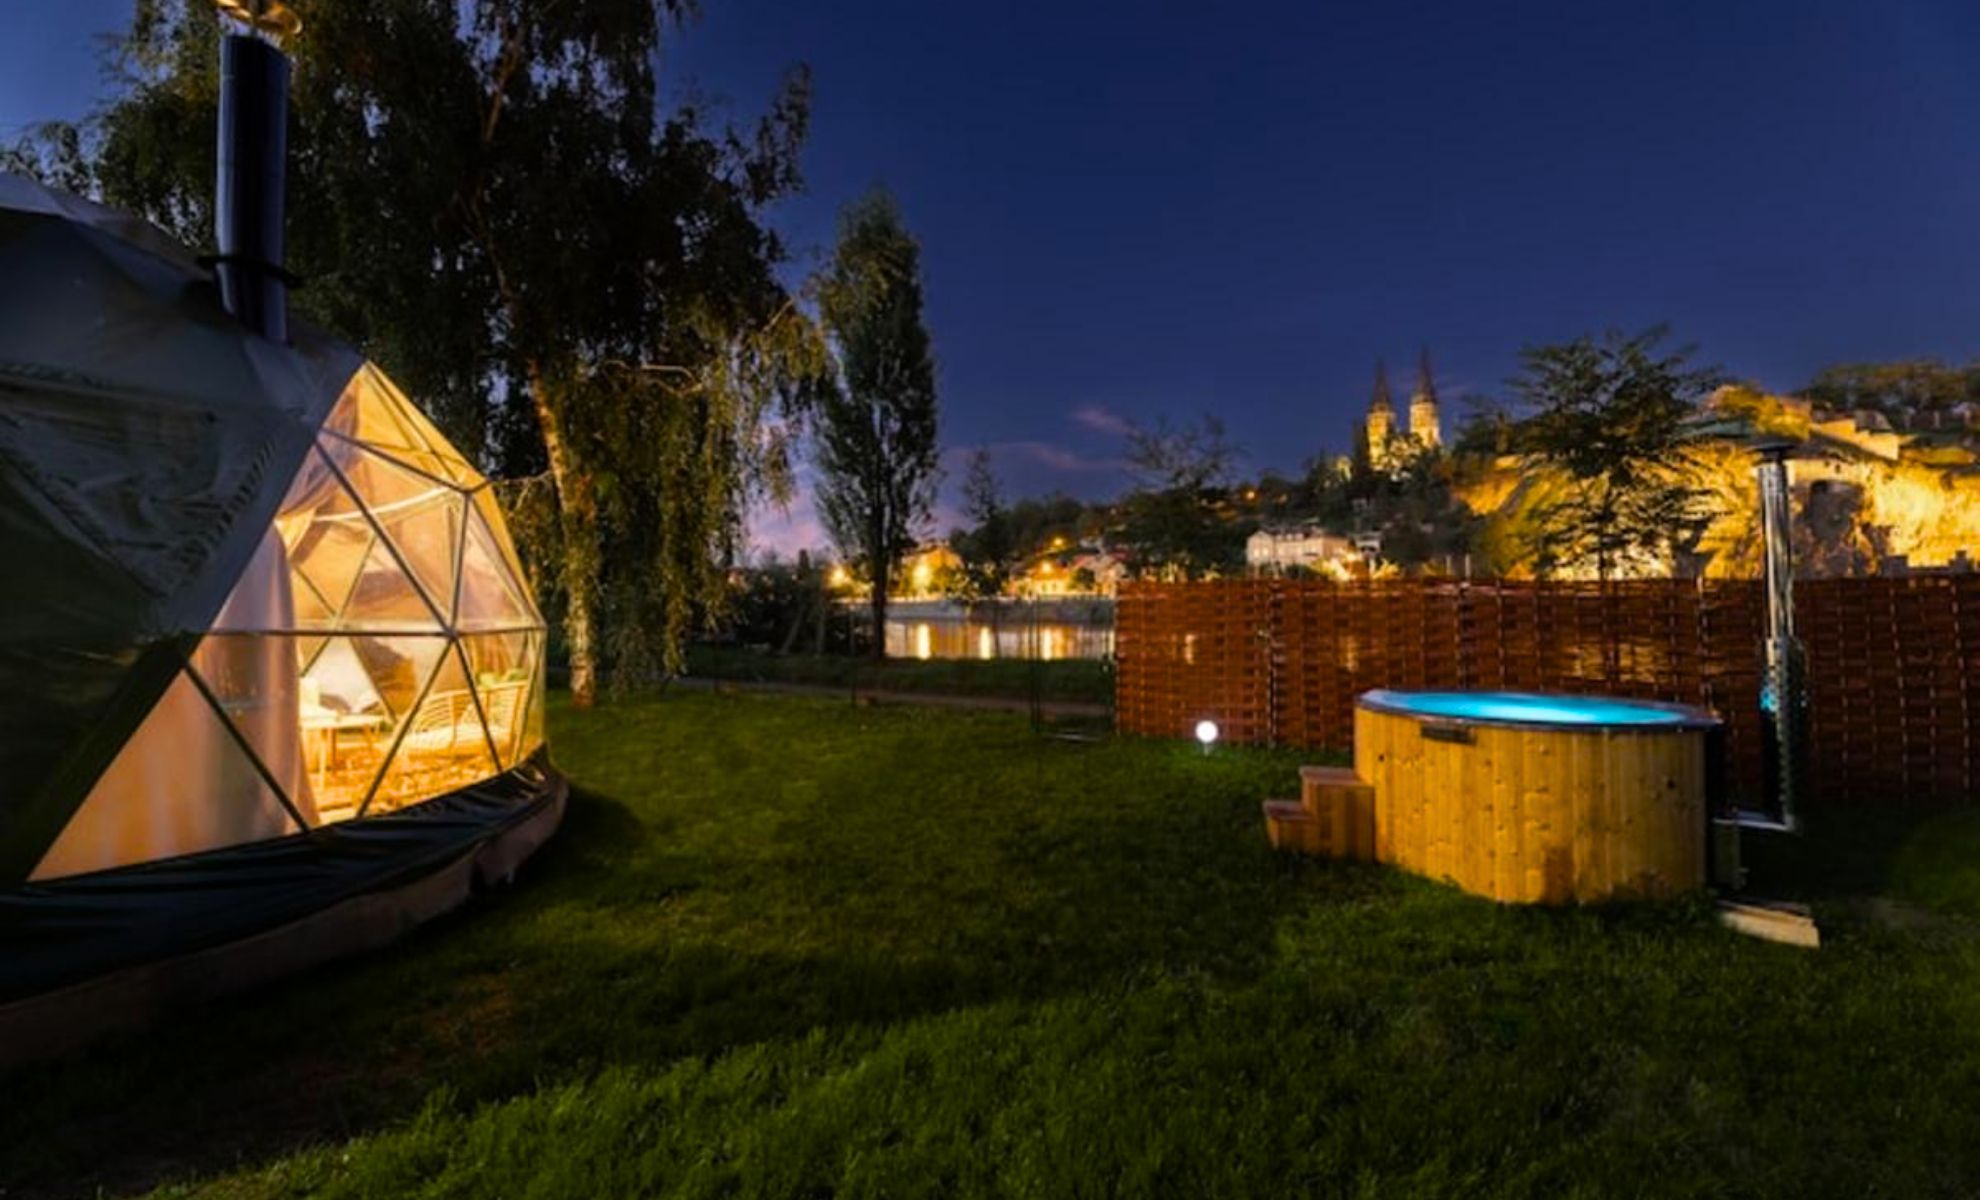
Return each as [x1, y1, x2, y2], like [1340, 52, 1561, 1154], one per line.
[1116, 576, 1977, 808]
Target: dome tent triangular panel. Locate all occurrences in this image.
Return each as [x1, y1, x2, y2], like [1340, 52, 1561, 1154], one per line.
[467, 483, 538, 602]
[0, 175, 562, 1028]
[457, 505, 540, 631]
[29, 670, 307, 883]
[365, 641, 506, 816]
[325, 364, 484, 489]
[459, 630, 541, 769]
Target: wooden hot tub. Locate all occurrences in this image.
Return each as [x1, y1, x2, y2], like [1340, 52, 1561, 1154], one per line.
[1353, 690, 1718, 904]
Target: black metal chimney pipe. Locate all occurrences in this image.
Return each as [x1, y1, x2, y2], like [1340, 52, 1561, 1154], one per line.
[214, 29, 291, 342]
[1754, 438, 1806, 832]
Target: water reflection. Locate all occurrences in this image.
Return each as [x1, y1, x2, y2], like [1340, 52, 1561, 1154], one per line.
[884, 617, 1114, 661]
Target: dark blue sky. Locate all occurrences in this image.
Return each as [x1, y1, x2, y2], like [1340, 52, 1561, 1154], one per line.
[7, 1, 1980, 551]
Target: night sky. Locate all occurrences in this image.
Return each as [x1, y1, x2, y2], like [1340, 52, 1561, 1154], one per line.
[6, 1, 1980, 553]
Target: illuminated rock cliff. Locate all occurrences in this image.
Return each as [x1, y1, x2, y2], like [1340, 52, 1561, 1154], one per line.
[1457, 389, 1980, 578]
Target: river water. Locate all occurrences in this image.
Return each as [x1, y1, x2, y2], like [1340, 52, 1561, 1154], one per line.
[880, 603, 1115, 661]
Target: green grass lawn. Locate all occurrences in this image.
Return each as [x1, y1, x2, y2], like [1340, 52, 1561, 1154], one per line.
[6, 693, 1980, 1198]
[683, 644, 1114, 705]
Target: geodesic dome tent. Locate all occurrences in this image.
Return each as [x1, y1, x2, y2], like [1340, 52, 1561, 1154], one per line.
[0, 174, 563, 1023]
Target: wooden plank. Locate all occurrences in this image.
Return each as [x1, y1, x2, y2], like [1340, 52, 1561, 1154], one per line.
[1521, 726, 1554, 903]
[1614, 732, 1642, 896]
[1492, 726, 1522, 901]
[1326, 781, 1349, 859]
[1421, 737, 1445, 884]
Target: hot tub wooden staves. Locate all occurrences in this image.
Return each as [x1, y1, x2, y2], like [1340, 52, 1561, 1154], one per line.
[1349, 701, 1712, 904]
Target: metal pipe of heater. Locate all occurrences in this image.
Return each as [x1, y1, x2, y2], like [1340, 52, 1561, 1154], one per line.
[1756, 443, 1805, 832]
[214, 30, 291, 342]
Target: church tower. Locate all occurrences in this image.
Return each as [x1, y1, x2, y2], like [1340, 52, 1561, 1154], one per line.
[1360, 361, 1396, 472]
[1409, 347, 1442, 451]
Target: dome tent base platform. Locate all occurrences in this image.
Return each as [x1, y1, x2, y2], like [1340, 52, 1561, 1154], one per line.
[0, 757, 565, 1069]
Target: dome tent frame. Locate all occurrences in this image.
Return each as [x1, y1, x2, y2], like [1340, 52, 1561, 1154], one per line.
[0, 175, 564, 1059]
[31, 362, 552, 878]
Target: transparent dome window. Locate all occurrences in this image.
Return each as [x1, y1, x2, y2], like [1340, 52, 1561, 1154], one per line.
[32, 366, 548, 880]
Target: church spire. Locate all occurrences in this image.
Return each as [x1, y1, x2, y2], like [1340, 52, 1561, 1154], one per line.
[1361, 361, 1397, 474]
[1414, 347, 1438, 407]
[1409, 347, 1442, 450]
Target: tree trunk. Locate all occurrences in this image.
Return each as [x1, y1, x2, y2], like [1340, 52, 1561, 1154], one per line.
[814, 572, 828, 655]
[530, 365, 601, 709]
[778, 574, 805, 655]
[869, 571, 889, 661]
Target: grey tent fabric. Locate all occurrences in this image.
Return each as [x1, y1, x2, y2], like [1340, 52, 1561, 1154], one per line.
[0, 179, 563, 1026]
[0, 750, 563, 1004]
[0, 174, 360, 882]
[0, 174, 204, 270]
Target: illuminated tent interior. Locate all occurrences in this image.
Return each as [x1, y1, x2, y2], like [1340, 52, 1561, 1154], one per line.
[0, 173, 563, 1027]
[33, 365, 549, 880]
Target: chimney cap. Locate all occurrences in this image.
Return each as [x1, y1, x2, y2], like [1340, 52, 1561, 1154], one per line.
[1744, 435, 1805, 462]
[214, 0, 301, 45]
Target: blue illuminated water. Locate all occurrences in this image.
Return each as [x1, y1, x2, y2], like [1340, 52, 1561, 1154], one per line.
[1361, 690, 1713, 728]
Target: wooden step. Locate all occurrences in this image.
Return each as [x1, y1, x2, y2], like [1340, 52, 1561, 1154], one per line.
[1299, 766, 1372, 806]
[1295, 765, 1377, 861]
[1718, 899, 1820, 949]
[1263, 799, 1325, 855]
[1298, 764, 1363, 788]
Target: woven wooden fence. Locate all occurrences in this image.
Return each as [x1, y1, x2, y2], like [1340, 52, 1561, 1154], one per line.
[1116, 577, 1980, 807]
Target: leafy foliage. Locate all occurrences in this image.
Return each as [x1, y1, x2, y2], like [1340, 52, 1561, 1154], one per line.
[20, 0, 820, 702]
[949, 450, 1018, 598]
[716, 553, 848, 654]
[814, 190, 941, 654]
[1512, 326, 1722, 580]
[1450, 394, 1519, 458]
[1300, 446, 1482, 574]
[1803, 359, 1980, 423]
[1118, 415, 1244, 577]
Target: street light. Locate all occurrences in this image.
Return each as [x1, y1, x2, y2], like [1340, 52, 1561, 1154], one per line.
[1195, 719, 1219, 754]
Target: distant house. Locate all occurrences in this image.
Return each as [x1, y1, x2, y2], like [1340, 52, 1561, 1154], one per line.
[899, 541, 963, 598]
[1070, 549, 1132, 595]
[1245, 523, 1362, 575]
[1020, 547, 1131, 597]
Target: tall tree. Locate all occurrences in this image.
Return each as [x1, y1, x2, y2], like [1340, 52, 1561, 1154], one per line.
[1119, 415, 1242, 578]
[814, 190, 940, 659]
[28, 0, 821, 705]
[1513, 326, 1720, 580]
[952, 449, 1017, 598]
